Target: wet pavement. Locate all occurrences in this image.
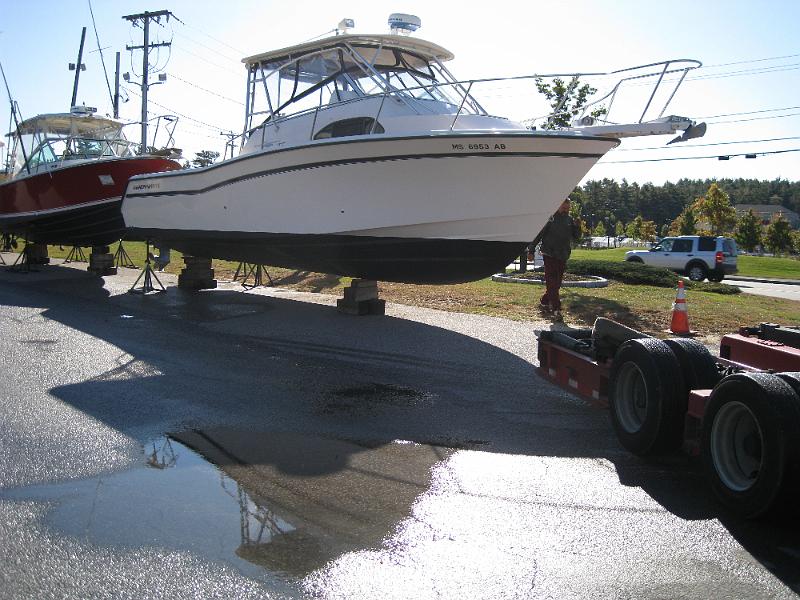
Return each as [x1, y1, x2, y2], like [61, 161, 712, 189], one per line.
[0, 255, 798, 599]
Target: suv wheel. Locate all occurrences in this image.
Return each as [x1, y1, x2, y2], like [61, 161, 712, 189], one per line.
[687, 262, 707, 282]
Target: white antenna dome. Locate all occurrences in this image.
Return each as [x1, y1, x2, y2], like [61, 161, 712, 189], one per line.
[388, 13, 421, 35]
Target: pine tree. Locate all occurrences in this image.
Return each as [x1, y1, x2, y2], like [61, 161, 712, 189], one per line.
[764, 214, 793, 254]
[734, 209, 763, 252]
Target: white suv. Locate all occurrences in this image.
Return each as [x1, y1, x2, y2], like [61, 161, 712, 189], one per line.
[625, 236, 738, 282]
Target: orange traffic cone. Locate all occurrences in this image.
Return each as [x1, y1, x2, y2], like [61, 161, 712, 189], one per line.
[670, 280, 691, 335]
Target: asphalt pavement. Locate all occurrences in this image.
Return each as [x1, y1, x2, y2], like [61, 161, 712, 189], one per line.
[0, 255, 798, 599]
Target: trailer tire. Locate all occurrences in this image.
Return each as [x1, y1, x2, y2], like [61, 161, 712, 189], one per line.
[776, 372, 800, 396]
[664, 338, 721, 392]
[609, 338, 685, 455]
[701, 372, 800, 518]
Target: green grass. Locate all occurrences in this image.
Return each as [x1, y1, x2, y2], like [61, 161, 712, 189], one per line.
[572, 247, 800, 280]
[737, 255, 800, 279]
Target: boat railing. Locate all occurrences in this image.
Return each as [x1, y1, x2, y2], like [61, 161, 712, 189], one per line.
[118, 114, 180, 157]
[247, 58, 701, 150]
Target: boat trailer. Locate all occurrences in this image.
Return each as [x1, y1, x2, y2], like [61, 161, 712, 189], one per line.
[536, 320, 800, 518]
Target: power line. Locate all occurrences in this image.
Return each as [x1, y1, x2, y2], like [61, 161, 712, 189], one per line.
[599, 148, 800, 164]
[702, 52, 800, 69]
[614, 136, 800, 153]
[169, 73, 243, 105]
[123, 85, 229, 131]
[172, 45, 242, 76]
[696, 105, 800, 120]
[709, 112, 800, 125]
[177, 19, 246, 56]
[172, 29, 241, 64]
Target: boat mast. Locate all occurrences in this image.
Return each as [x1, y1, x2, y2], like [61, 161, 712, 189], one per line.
[0, 61, 30, 175]
[69, 27, 87, 109]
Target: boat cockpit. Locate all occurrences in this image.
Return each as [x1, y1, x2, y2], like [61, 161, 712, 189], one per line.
[240, 35, 493, 153]
[8, 113, 138, 176]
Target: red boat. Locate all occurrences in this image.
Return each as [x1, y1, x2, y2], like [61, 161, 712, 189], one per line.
[0, 107, 181, 247]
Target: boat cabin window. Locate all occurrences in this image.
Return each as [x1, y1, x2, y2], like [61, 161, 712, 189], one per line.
[313, 118, 384, 140]
[248, 42, 480, 129]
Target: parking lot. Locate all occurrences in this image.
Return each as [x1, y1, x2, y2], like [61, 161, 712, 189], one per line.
[0, 257, 797, 599]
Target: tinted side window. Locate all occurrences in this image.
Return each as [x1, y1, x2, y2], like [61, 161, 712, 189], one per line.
[672, 239, 694, 252]
[698, 237, 716, 252]
[314, 118, 384, 140]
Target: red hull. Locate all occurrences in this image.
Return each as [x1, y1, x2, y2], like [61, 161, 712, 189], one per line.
[0, 156, 180, 246]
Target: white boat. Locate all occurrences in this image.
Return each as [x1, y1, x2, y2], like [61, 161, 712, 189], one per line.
[121, 17, 702, 284]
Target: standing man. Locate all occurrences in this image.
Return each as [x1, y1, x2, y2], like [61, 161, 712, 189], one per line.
[535, 199, 578, 321]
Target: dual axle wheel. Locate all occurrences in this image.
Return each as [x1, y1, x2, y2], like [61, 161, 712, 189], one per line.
[609, 338, 800, 517]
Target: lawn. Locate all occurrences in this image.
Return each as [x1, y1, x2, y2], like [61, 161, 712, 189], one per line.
[572, 247, 800, 279]
[43, 242, 800, 337]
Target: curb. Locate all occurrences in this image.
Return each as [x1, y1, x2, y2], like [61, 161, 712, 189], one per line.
[725, 275, 800, 286]
[492, 273, 609, 288]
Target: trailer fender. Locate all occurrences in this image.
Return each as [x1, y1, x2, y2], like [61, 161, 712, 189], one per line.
[609, 338, 685, 455]
[701, 372, 800, 518]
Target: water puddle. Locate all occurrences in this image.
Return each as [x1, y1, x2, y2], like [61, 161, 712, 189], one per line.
[1, 430, 450, 586]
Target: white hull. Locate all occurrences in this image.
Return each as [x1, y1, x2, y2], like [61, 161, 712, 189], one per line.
[125, 133, 614, 240]
[122, 133, 616, 283]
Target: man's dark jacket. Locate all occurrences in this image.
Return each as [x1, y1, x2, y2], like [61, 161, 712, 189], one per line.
[538, 212, 578, 262]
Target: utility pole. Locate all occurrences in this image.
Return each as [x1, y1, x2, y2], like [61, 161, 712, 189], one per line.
[69, 27, 87, 109]
[113, 51, 120, 118]
[122, 10, 173, 149]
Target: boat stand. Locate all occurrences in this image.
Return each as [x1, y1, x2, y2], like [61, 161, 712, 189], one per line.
[0, 235, 16, 264]
[336, 279, 385, 315]
[129, 241, 165, 295]
[234, 262, 273, 289]
[9, 245, 35, 273]
[64, 246, 88, 263]
[9, 240, 48, 273]
[114, 241, 138, 269]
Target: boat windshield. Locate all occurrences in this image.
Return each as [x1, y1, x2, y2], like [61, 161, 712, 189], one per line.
[246, 42, 484, 129]
[11, 122, 136, 175]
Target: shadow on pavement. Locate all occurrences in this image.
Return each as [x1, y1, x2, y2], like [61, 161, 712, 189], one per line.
[1, 262, 797, 589]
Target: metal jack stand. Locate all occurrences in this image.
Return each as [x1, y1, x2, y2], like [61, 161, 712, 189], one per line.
[234, 262, 273, 289]
[9, 239, 37, 273]
[1, 235, 16, 264]
[114, 241, 137, 269]
[129, 241, 165, 294]
[64, 246, 88, 263]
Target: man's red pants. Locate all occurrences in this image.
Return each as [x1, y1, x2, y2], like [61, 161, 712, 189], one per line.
[540, 255, 566, 311]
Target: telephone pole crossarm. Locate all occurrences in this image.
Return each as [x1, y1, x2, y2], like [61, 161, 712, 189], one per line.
[122, 9, 176, 150]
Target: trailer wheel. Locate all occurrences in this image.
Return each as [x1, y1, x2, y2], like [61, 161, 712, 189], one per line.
[664, 338, 721, 392]
[701, 372, 800, 518]
[776, 372, 800, 396]
[609, 338, 685, 455]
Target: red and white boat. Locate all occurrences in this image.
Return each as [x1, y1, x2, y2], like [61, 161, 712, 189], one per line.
[0, 106, 181, 247]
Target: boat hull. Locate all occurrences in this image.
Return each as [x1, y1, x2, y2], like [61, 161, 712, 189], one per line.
[0, 157, 181, 247]
[123, 134, 618, 283]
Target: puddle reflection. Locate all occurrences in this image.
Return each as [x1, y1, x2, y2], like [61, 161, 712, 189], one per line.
[2, 430, 450, 584]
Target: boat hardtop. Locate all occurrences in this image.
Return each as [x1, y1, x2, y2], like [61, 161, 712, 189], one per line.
[13, 111, 125, 136]
[242, 33, 455, 69]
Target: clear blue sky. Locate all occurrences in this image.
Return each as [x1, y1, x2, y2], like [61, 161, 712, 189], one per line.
[2, 0, 798, 185]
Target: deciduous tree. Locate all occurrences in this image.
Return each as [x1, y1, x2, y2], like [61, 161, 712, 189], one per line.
[696, 183, 737, 236]
[535, 77, 607, 129]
